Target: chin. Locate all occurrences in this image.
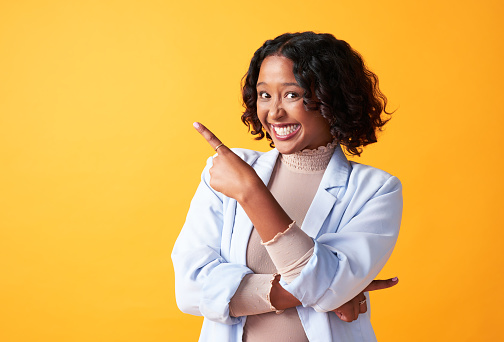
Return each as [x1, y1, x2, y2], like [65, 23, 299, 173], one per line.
[273, 142, 302, 155]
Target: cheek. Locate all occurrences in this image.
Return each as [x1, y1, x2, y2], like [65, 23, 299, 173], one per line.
[256, 104, 268, 125]
[290, 101, 310, 115]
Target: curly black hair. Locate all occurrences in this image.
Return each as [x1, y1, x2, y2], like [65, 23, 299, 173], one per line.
[241, 31, 392, 156]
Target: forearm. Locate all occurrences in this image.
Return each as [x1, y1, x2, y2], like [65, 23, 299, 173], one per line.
[262, 222, 314, 284]
[236, 188, 315, 312]
[229, 274, 276, 317]
[238, 182, 293, 242]
[269, 274, 301, 310]
[229, 230, 313, 317]
[229, 273, 301, 317]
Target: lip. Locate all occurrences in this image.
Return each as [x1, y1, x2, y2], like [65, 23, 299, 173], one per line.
[270, 123, 301, 141]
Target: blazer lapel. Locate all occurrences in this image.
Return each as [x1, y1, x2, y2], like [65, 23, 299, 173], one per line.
[230, 149, 279, 264]
[301, 146, 351, 238]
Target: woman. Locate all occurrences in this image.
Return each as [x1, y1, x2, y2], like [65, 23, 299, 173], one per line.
[172, 32, 402, 341]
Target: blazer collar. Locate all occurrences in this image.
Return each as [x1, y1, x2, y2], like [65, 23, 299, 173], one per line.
[230, 146, 351, 263]
[300, 145, 351, 238]
[319, 144, 351, 190]
[254, 148, 279, 186]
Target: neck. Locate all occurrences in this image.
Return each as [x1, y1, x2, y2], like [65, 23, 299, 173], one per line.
[280, 141, 336, 173]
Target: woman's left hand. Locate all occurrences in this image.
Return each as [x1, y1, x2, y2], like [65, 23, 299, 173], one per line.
[332, 277, 399, 322]
[332, 292, 367, 322]
[194, 122, 264, 202]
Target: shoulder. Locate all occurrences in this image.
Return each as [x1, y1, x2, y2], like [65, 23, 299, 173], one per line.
[229, 148, 279, 168]
[324, 147, 401, 193]
[329, 162, 403, 228]
[229, 148, 265, 163]
[203, 148, 275, 171]
[347, 161, 402, 198]
[349, 161, 399, 182]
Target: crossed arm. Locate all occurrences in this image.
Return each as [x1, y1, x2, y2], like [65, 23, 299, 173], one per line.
[190, 122, 399, 322]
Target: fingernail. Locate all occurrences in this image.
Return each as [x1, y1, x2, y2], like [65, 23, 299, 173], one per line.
[392, 277, 398, 282]
[193, 122, 200, 129]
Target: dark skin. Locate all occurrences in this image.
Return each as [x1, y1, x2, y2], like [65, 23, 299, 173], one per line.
[271, 274, 398, 322]
[194, 122, 398, 322]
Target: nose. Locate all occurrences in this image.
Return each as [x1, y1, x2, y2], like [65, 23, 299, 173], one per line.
[268, 99, 284, 120]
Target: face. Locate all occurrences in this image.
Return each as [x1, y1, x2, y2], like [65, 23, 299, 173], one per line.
[256, 55, 333, 154]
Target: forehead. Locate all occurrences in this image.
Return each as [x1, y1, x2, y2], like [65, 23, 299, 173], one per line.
[257, 55, 297, 85]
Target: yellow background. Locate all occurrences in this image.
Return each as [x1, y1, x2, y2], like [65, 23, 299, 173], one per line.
[1, 0, 503, 341]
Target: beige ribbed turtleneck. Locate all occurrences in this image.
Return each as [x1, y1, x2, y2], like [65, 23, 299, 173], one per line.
[229, 143, 336, 342]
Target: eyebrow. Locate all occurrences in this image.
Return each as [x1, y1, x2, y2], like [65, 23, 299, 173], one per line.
[256, 82, 301, 87]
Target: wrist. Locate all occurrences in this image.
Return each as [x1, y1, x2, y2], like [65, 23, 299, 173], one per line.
[269, 275, 301, 310]
[235, 177, 269, 205]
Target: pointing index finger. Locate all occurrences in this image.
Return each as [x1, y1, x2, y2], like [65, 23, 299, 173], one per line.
[193, 122, 225, 152]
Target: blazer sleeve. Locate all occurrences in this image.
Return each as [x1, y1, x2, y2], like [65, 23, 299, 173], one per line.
[171, 157, 252, 325]
[282, 174, 403, 313]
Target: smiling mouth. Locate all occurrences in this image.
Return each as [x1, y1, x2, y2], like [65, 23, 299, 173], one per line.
[271, 124, 300, 139]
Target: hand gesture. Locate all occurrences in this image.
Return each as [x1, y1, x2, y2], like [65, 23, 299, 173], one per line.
[332, 277, 399, 322]
[193, 122, 264, 202]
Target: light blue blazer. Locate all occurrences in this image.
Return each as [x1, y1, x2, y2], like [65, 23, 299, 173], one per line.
[172, 146, 402, 342]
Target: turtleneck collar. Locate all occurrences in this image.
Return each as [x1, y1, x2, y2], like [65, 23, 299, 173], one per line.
[279, 141, 337, 173]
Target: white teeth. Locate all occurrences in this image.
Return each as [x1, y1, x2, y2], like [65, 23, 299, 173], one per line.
[272, 124, 299, 136]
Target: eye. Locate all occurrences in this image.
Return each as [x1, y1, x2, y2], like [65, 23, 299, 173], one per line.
[258, 91, 270, 99]
[285, 92, 299, 99]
